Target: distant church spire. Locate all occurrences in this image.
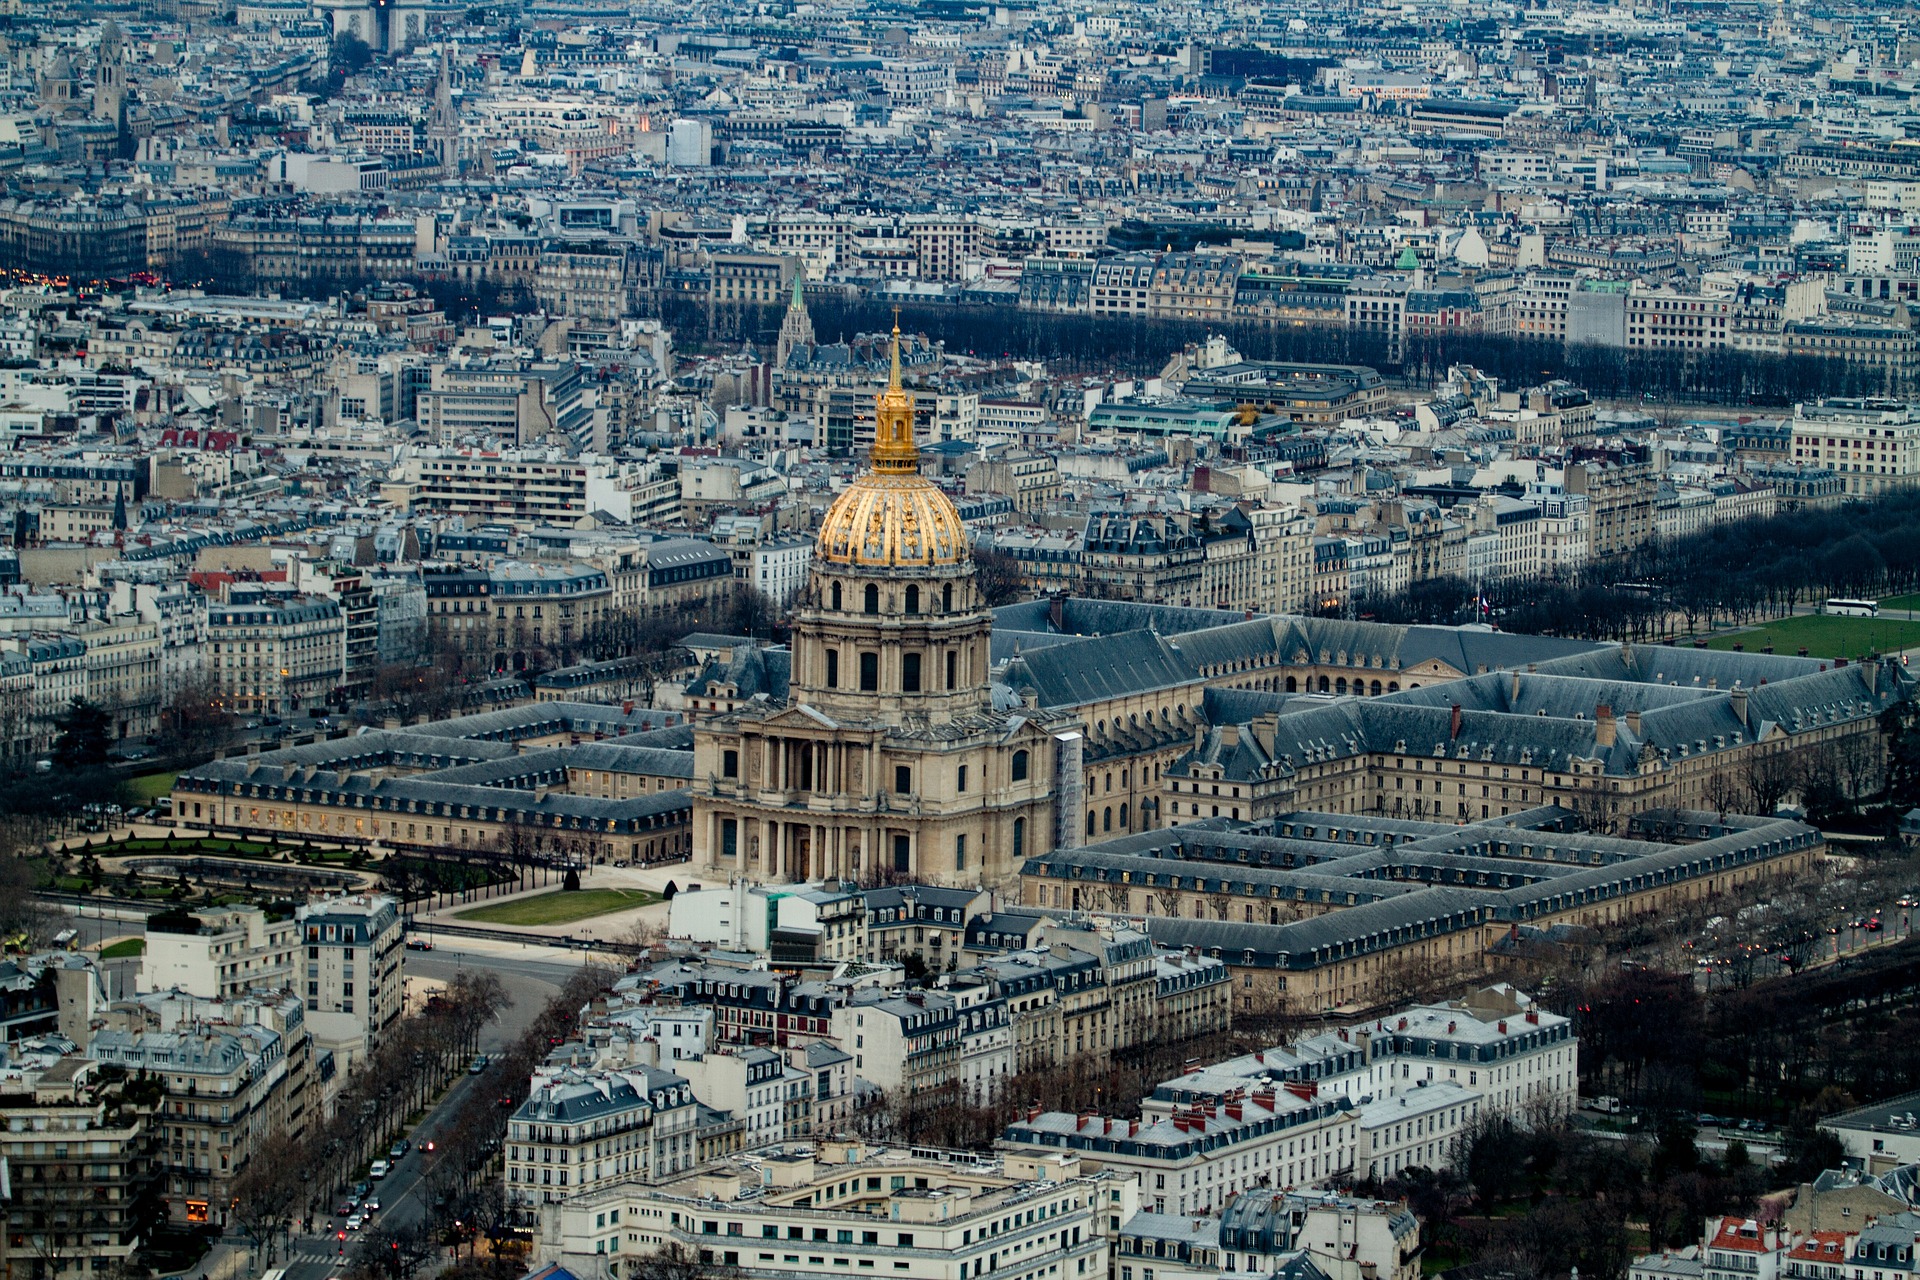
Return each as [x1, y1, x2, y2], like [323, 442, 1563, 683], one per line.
[429, 44, 460, 175]
[94, 21, 126, 126]
[775, 270, 815, 369]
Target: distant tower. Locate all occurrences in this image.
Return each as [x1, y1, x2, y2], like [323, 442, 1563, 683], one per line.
[775, 273, 815, 368]
[94, 21, 126, 125]
[38, 52, 75, 111]
[428, 44, 459, 175]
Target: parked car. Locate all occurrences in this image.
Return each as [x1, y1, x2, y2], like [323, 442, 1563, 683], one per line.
[369, 1160, 390, 1180]
[389, 1140, 410, 1159]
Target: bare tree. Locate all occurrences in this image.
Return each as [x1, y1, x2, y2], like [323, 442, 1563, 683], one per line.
[157, 667, 237, 759]
[1704, 770, 1743, 821]
[1744, 750, 1797, 817]
[231, 1131, 305, 1265]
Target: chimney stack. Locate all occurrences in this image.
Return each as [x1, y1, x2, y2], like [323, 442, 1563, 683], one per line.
[1730, 683, 1748, 728]
[1595, 704, 1616, 748]
[1450, 704, 1463, 740]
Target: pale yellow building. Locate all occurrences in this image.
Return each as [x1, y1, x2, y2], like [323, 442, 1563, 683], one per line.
[693, 328, 1069, 889]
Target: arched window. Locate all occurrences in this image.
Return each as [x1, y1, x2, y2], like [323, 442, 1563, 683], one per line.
[1318, 676, 1330, 693]
[1012, 817, 1025, 861]
[1389, 682, 1400, 692]
[905, 585, 920, 614]
[1285, 676, 1298, 693]
[1371, 680, 1382, 696]
[1119, 802, 1129, 828]
[1336, 678, 1348, 695]
[1086, 810, 1096, 836]
[943, 583, 954, 612]
[1103, 807, 1112, 832]
[863, 584, 879, 615]
[902, 652, 922, 692]
[946, 650, 958, 690]
[1011, 750, 1030, 781]
[825, 649, 839, 688]
[830, 582, 842, 610]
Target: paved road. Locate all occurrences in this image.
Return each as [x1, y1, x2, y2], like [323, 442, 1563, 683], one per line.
[277, 1070, 491, 1280]
[406, 951, 573, 1053]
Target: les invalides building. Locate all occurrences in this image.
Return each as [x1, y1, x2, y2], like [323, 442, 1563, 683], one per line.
[692, 328, 1073, 889]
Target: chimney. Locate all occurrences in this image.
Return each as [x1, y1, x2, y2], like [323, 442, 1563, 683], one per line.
[1730, 684, 1748, 727]
[1450, 704, 1463, 740]
[1498, 1020, 1508, 1033]
[1511, 670, 1523, 702]
[1595, 704, 1616, 748]
[1624, 709, 1641, 737]
[1049, 592, 1066, 632]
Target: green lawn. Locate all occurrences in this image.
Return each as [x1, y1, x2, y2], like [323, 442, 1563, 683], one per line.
[100, 938, 144, 958]
[1881, 594, 1920, 613]
[127, 773, 178, 804]
[456, 887, 658, 927]
[83, 836, 283, 857]
[1707, 613, 1920, 659]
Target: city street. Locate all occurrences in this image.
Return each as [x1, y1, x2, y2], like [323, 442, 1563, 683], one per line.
[275, 1069, 488, 1280]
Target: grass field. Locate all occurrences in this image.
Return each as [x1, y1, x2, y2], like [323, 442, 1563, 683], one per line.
[100, 938, 144, 958]
[1881, 594, 1920, 613]
[83, 837, 281, 857]
[1706, 613, 1920, 659]
[456, 887, 658, 927]
[126, 773, 178, 804]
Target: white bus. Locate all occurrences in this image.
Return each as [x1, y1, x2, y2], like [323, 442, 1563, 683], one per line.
[1824, 598, 1880, 617]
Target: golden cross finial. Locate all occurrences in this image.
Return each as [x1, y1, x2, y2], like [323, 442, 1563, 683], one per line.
[887, 309, 903, 390]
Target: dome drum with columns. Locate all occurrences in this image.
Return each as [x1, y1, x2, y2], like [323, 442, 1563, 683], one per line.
[691, 324, 1066, 890]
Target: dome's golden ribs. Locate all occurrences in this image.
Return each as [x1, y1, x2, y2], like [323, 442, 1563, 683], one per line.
[815, 472, 971, 567]
[813, 320, 972, 568]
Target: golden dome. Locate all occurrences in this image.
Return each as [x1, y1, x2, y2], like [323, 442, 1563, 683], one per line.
[814, 322, 972, 569]
[817, 471, 971, 567]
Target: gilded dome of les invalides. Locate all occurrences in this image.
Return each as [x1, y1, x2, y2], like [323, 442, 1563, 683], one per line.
[813, 325, 971, 569]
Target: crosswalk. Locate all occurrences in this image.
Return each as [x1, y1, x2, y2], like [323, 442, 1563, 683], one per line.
[286, 1247, 349, 1267]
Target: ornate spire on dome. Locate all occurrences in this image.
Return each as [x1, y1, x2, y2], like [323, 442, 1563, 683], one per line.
[871, 311, 919, 475]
